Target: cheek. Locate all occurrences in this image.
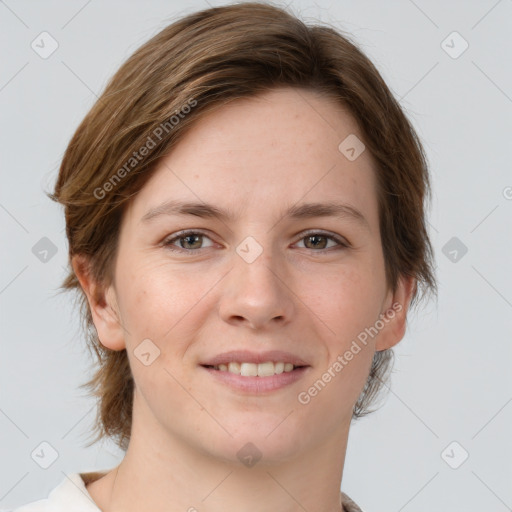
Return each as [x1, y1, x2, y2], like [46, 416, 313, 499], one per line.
[318, 265, 382, 330]
[117, 258, 211, 337]
[314, 265, 383, 387]
[116, 265, 205, 405]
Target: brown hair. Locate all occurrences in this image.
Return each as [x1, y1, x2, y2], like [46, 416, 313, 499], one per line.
[49, 1, 437, 452]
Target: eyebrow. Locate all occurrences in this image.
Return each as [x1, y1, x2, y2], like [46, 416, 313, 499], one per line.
[140, 199, 370, 230]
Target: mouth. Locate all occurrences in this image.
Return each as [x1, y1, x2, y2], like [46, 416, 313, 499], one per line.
[200, 361, 307, 377]
[199, 349, 311, 393]
[199, 354, 311, 393]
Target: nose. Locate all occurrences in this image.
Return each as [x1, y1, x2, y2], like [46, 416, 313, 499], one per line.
[218, 244, 295, 330]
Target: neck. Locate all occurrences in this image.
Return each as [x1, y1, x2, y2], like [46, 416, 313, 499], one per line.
[87, 392, 350, 512]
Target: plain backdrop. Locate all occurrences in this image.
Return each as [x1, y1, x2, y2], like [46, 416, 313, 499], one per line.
[1, 1, 511, 510]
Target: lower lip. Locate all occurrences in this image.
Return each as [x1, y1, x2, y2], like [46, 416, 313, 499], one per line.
[200, 366, 310, 393]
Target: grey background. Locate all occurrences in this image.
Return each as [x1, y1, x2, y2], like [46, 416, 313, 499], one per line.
[1, 0, 511, 510]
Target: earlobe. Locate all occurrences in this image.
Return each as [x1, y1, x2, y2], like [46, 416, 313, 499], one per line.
[375, 275, 416, 351]
[71, 255, 126, 351]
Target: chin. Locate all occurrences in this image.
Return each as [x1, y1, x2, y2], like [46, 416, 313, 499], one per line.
[202, 424, 307, 467]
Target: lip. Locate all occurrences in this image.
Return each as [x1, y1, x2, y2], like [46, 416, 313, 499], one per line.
[199, 349, 310, 367]
[200, 365, 310, 393]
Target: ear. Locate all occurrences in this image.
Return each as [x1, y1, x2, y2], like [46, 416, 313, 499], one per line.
[71, 254, 126, 351]
[375, 275, 416, 351]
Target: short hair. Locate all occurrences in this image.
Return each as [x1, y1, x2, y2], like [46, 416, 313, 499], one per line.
[49, 1, 437, 452]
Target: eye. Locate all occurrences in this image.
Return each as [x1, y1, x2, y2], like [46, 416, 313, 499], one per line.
[163, 230, 215, 253]
[162, 229, 350, 255]
[294, 231, 349, 251]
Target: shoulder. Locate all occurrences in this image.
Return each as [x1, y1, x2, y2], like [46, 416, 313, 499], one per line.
[341, 491, 364, 512]
[8, 472, 103, 512]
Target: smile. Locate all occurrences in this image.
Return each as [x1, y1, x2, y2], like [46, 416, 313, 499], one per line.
[200, 363, 310, 393]
[204, 361, 301, 377]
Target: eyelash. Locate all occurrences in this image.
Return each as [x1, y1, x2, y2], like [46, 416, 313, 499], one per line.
[162, 229, 350, 255]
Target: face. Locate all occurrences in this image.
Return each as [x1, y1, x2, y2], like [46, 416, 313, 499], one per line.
[82, 87, 412, 464]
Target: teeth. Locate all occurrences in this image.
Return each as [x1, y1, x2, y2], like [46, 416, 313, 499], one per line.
[212, 361, 298, 376]
[228, 362, 240, 374]
[274, 362, 285, 374]
[241, 362, 258, 377]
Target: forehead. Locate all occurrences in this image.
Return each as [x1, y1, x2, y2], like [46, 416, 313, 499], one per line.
[126, 87, 379, 228]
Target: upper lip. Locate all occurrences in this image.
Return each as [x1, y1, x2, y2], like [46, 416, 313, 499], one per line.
[200, 350, 310, 367]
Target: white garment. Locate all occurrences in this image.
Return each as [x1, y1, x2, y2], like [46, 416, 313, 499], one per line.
[6, 472, 363, 512]
[7, 473, 101, 512]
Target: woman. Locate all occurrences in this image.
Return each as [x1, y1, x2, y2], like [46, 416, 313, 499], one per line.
[12, 2, 436, 510]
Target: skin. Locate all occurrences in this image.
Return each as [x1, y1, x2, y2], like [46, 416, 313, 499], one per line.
[74, 87, 415, 512]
